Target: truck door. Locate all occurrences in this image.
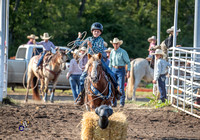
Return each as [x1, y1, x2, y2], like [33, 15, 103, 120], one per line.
[8, 48, 27, 84]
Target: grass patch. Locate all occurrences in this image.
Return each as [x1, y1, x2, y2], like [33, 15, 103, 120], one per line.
[144, 94, 171, 108]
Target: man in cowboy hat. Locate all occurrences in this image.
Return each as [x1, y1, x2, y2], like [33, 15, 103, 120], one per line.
[151, 26, 181, 61]
[27, 34, 38, 44]
[79, 46, 88, 71]
[152, 49, 171, 103]
[109, 37, 130, 108]
[36, 33, 57, 71]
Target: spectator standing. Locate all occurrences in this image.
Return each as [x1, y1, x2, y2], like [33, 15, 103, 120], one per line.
[79, 46, 88, 71]
[109, 37, 131, 107]
[66, 49, 82, 102]
[147, 35, 156, 56]
[152, 49, 171, 103]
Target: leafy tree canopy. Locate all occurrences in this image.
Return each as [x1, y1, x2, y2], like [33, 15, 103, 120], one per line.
[9, 0, 195, 58]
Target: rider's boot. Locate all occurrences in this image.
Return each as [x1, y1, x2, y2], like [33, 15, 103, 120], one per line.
[75, 89, 85, 106]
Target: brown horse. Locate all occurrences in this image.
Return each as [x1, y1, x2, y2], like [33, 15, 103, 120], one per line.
[84, 53, 116, 111]
[25, 49, 67, 103]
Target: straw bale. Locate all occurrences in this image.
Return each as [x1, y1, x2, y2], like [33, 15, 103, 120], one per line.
[81, 111, 127, 140]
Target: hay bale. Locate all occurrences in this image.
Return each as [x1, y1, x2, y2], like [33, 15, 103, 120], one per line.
[81, 111, 127, 140]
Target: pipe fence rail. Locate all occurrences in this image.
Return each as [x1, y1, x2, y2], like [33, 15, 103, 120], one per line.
[167, 47, 200, 119]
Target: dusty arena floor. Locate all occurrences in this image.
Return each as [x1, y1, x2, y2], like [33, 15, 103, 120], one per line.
[0, 99, 200, 140]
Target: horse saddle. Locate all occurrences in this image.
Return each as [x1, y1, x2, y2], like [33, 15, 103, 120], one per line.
[43, 52, 54, 65]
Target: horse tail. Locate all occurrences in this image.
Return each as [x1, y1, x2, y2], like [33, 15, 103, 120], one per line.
[31, 76, 40, 100]
[127, 60, 135, 99]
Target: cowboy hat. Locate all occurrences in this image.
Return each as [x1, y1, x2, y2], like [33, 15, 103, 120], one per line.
[152, 49, 164, 55]
[40, 33, 52, 40]
[166, 26, 181, 34]
[148, 36, 156, 42]
[80, 46, 87, 51]
[71, 49, 79, 55]
[27, 34, 38, 39]
[110, 37, 123, 45]
[105, 47, 113, 53]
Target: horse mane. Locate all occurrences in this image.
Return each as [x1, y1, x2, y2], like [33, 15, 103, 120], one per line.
[50, 51, 61, 64]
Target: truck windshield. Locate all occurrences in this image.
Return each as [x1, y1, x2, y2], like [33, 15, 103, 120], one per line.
[16, 48, 27, 59]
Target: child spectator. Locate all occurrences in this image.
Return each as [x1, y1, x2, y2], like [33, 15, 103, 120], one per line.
[152, 49, 171, 103]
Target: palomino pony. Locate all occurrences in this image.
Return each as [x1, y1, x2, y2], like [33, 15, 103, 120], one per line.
[126, 58, 154, 101]
[84, 53, 116, 111]
[25, 49, 67, 102]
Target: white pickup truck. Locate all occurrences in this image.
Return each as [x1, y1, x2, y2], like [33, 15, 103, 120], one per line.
[8, 44, 72, 90]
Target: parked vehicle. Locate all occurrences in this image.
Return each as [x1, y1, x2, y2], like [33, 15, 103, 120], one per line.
[8, 44, 73, 90]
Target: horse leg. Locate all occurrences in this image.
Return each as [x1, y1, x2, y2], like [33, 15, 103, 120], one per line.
[132, 77, 141, 101]
[50, 80, 58, 103]
[43, 78, 49, 102]
[40, 79, 45, 98]
[25, 74, 32, 102]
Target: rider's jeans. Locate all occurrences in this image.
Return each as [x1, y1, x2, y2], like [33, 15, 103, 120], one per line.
[112, 67, 126, 106]
[79, 58, 118, 92]
[69, 74, 81, 101]
[37, 51, 47, 67]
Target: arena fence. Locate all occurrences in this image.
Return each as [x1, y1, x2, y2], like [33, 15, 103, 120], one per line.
[167, 47, 200, 119]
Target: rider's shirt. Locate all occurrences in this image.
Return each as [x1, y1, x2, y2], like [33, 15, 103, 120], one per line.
[109, 47, 131, 71]
[36, 40, 56, 51]
[75, 36, 107, 59]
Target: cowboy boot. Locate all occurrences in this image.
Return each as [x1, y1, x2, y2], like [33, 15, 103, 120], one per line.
[75, 89, 85, 106]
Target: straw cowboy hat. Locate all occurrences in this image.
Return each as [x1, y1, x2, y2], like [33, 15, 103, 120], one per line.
[80, 46, 87, 51]
[152, 49, 164, 55]
[71, 49, 79, 55]
[40, 33, 52, 40]
[105, 47, 113, 53]
[110, 38, 123, 45]
[148, 36, 156, 42]
[27, 34, 38, 39]
[166, 26, 181, 34]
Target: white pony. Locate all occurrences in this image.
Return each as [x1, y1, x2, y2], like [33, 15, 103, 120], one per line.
[126, 58, 154, 101]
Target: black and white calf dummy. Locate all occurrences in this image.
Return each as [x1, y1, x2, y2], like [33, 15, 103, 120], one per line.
[95, 105, 113, 129]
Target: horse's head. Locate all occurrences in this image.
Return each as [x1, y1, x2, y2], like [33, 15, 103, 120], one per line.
[85, 53, 102, 83]
[55, 49, 67, 70]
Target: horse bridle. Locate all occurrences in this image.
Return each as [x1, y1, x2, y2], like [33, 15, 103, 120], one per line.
[86, 64, 113, 101]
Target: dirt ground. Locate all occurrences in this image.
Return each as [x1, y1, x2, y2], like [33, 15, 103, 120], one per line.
[0, 98, 200, 140]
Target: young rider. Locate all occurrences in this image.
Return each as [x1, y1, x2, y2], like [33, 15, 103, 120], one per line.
[74, 22, 120, 105]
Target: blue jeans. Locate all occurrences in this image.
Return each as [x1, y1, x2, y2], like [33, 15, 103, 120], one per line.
[69, 74, 81, 101]
[37, 51, 47, 67]
[79, 58, 118, 92]
[112, 67, 126, 106]
[158, 74, 167, 102]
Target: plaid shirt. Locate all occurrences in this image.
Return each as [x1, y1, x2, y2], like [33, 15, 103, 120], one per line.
[75, 36, 107, 58]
